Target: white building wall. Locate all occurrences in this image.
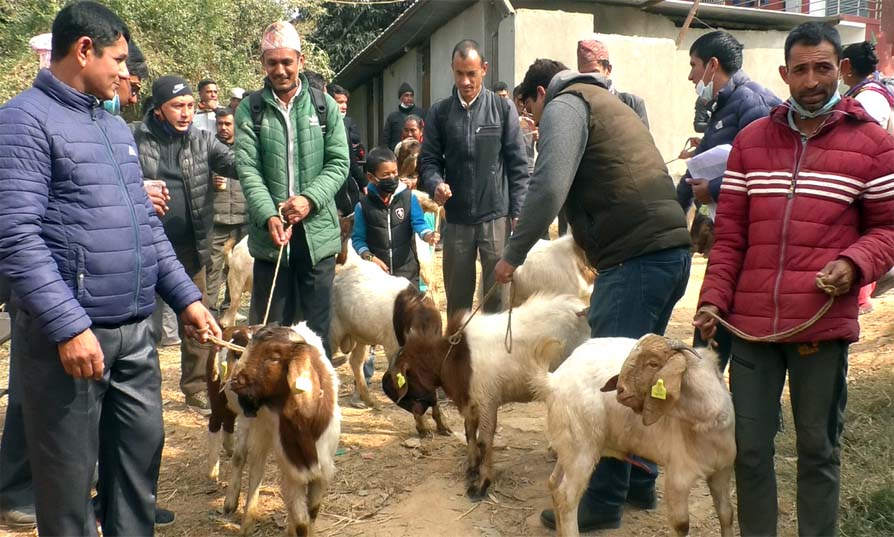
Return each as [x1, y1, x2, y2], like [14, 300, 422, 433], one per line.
[429, 1, 486, 102]
[383, 49, 421, 116]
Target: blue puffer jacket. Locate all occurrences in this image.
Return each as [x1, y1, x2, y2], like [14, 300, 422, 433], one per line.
[677, 71, 782, 211]
[0, 70, 202, 343]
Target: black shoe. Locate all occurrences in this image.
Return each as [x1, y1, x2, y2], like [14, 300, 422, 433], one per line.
[625, 486, 657, 510]
[540, 504, 622, 532]
[155, 507, 175, 527]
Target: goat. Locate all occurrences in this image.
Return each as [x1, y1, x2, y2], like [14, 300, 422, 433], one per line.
[206, 325, 256, 482]
[412, 190, 442, 307]
[381, 286, 451, 437]
[531, 334, 735, 537]
[220, 237, 253, 327]
[511, 236, 596, 307]
[329, 260, 413, 409]
[690, 212, 715, 256]
[223, 323, 341, 537]
[387, 293, 589, 499]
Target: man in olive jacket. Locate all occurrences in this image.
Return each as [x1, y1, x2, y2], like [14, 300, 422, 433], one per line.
[132, 76, 236, 413]
[235, 21, 348, 358]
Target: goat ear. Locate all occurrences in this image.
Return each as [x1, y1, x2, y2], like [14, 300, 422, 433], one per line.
[641, 351, 687, 426]
[601, 374, 619, 392]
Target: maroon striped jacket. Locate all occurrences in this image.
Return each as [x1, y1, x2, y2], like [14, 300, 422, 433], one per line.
[698, 97, 894, 343]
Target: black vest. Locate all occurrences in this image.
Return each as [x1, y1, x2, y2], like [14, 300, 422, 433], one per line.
[359, 189, 418, 280]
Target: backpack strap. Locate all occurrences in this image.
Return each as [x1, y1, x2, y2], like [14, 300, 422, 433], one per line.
[308, 87, 328, 136]
[248, 90, 265, 139]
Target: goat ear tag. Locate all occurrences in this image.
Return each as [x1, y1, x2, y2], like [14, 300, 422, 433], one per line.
[292, 376, 313, 394]
[396, 372, 406, 388]
[650, 379, 667, 400]
[219, 361, 228, 381]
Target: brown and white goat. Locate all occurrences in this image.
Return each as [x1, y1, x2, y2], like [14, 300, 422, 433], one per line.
[531, 334, 735, 537]
[219, 237, 253, 327]
[381, 286, 451, 437]
[206, 325, 257, 481]
[223, 323, 341, 537]
[387, 293, 589, 499]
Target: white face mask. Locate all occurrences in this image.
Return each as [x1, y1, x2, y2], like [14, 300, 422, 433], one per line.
[837, 79, 850, 96]
[694, 61, 716, 105]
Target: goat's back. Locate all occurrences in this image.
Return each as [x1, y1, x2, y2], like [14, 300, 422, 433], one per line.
[511, 236, 593, 306]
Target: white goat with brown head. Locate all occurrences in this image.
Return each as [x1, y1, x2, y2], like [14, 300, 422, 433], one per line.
[532, 334, 735, 537]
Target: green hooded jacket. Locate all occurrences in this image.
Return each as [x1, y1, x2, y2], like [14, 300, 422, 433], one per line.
[235, 74, 349, 265]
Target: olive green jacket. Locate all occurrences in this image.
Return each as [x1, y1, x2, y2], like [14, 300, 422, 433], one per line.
[235, 75, 349, 265]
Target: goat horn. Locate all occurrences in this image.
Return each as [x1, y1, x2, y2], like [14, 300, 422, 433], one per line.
[668, 338, 702, 360]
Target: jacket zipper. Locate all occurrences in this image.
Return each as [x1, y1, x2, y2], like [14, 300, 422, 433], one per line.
[95, 110, 141, 316]
[386, 203, 394, 273]
[772, 133, 808, 332]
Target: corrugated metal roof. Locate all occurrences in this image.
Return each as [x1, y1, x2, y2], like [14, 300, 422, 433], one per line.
[645, 0, 839, 29]
[334, 0, 476, 90]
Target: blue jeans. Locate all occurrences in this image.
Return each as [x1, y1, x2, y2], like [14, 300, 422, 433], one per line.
[584, 246, 691, 514]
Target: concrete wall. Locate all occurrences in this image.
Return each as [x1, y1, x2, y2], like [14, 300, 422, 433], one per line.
[512, 9, 595, 85]
[347, 82, 370, 148]
[429, 1, 486, 102]
[497, 10, 517, 88]
[383, 49, 421, 116]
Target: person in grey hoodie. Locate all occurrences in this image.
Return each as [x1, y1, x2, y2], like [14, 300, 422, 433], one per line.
[494, 59, 691, 533]
[420, 39, 530, 315]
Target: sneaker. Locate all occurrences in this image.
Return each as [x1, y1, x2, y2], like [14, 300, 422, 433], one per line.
[872, 268, 894, 298]
[160, 337, 181, 347]
[0, 506, 36, 529]
[349, 390, 368, 409]
[185, 392, 212, 416]
[235, 312, 247, 322]
[155, 507, 175, 527]
[539, 504, 622, 532]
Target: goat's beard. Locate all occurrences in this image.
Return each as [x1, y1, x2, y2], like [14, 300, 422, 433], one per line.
[617, 394, 644, 412]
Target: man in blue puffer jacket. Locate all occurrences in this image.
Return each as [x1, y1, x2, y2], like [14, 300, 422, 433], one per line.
[0, 3, 221, 536]
[677, 31, 782, 211]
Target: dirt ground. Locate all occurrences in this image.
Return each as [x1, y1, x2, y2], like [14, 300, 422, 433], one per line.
[2, 253, 894, 537]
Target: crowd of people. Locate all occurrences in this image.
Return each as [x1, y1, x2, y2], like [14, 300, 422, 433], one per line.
[0, 2, 893, 536]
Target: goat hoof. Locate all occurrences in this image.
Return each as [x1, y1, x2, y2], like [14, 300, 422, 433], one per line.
[417, 429, 433, 438]
[436, 426, 453, 436]
[222, 499, 238, 514]
[466, 468, 480, 481]
[466, 479, 491, 501]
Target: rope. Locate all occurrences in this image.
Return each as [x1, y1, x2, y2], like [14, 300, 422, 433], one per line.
[698, 279, 837, 344]
[201, 331, 247, 354]
[263, 208, 292, 326]
[440, 282, 514, 378]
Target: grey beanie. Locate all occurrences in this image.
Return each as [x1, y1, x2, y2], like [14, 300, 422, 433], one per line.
[398, 82, 414, 98]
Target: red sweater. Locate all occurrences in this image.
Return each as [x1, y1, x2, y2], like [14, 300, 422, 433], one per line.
[698, 98, 894, 343]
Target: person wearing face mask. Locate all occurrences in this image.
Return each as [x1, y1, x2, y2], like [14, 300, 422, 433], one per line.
[352, 147, 438, 285]
[676, 31, 781, 214]
[382, 81, 425, 150]
[131, 75, 236, 414]
[692, 23, 894, 536]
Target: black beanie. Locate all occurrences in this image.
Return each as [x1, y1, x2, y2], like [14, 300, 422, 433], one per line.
[398, 82, 414, 99]
[151, 75, 193, 107]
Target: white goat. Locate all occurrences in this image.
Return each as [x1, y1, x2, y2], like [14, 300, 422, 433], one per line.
[220, 236, 252, 327]
[511, 236, 596, 307]
[531, 334, 735, 537]
[329, 259, 413, 408]
[388, 293, 590, 499]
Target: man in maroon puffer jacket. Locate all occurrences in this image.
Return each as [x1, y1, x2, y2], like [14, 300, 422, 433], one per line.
[694, 22, 894, 537]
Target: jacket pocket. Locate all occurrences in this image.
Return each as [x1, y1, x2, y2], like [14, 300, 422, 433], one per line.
[474, 125, 503, 212]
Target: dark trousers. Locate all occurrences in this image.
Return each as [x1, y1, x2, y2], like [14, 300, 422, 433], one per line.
[584, 246, 691, 513]
[249, 224, 336, 358]
[0, 306, 34, 515]
[442, 217, 509, 316]
[150, 256, 210, 397]
[730, 337, 848, 537]
[14, 312, 163, 537]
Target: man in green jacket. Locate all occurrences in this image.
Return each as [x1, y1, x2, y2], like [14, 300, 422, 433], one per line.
[235, 21, 349, 358]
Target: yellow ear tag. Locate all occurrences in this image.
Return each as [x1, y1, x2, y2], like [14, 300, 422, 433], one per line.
[650, 379, 667, 400]
[219, 361, 228, 381]
[396, 372, 406, 389]
[292, 376, 313, 394]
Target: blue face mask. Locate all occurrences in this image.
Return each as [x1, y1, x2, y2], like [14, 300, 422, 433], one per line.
[788, 91, 841, 119]
[102, 94, 121, 116]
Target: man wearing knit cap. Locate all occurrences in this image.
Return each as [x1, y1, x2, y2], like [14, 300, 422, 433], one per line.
[235, 21, 348, 359]
[132, 75, 237, 413]
[577, 38, 649, 127]
[383, 81, 425, 149]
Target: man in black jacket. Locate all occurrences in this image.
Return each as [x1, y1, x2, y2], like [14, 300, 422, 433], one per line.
[131, 76, 236, 414]
[420, 39, 530, 315]
[383, 82, 425, 149]
[329, 83, 366, 216]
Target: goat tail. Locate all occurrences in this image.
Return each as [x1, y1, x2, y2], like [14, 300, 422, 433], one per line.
[528, 366, 553, 403]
